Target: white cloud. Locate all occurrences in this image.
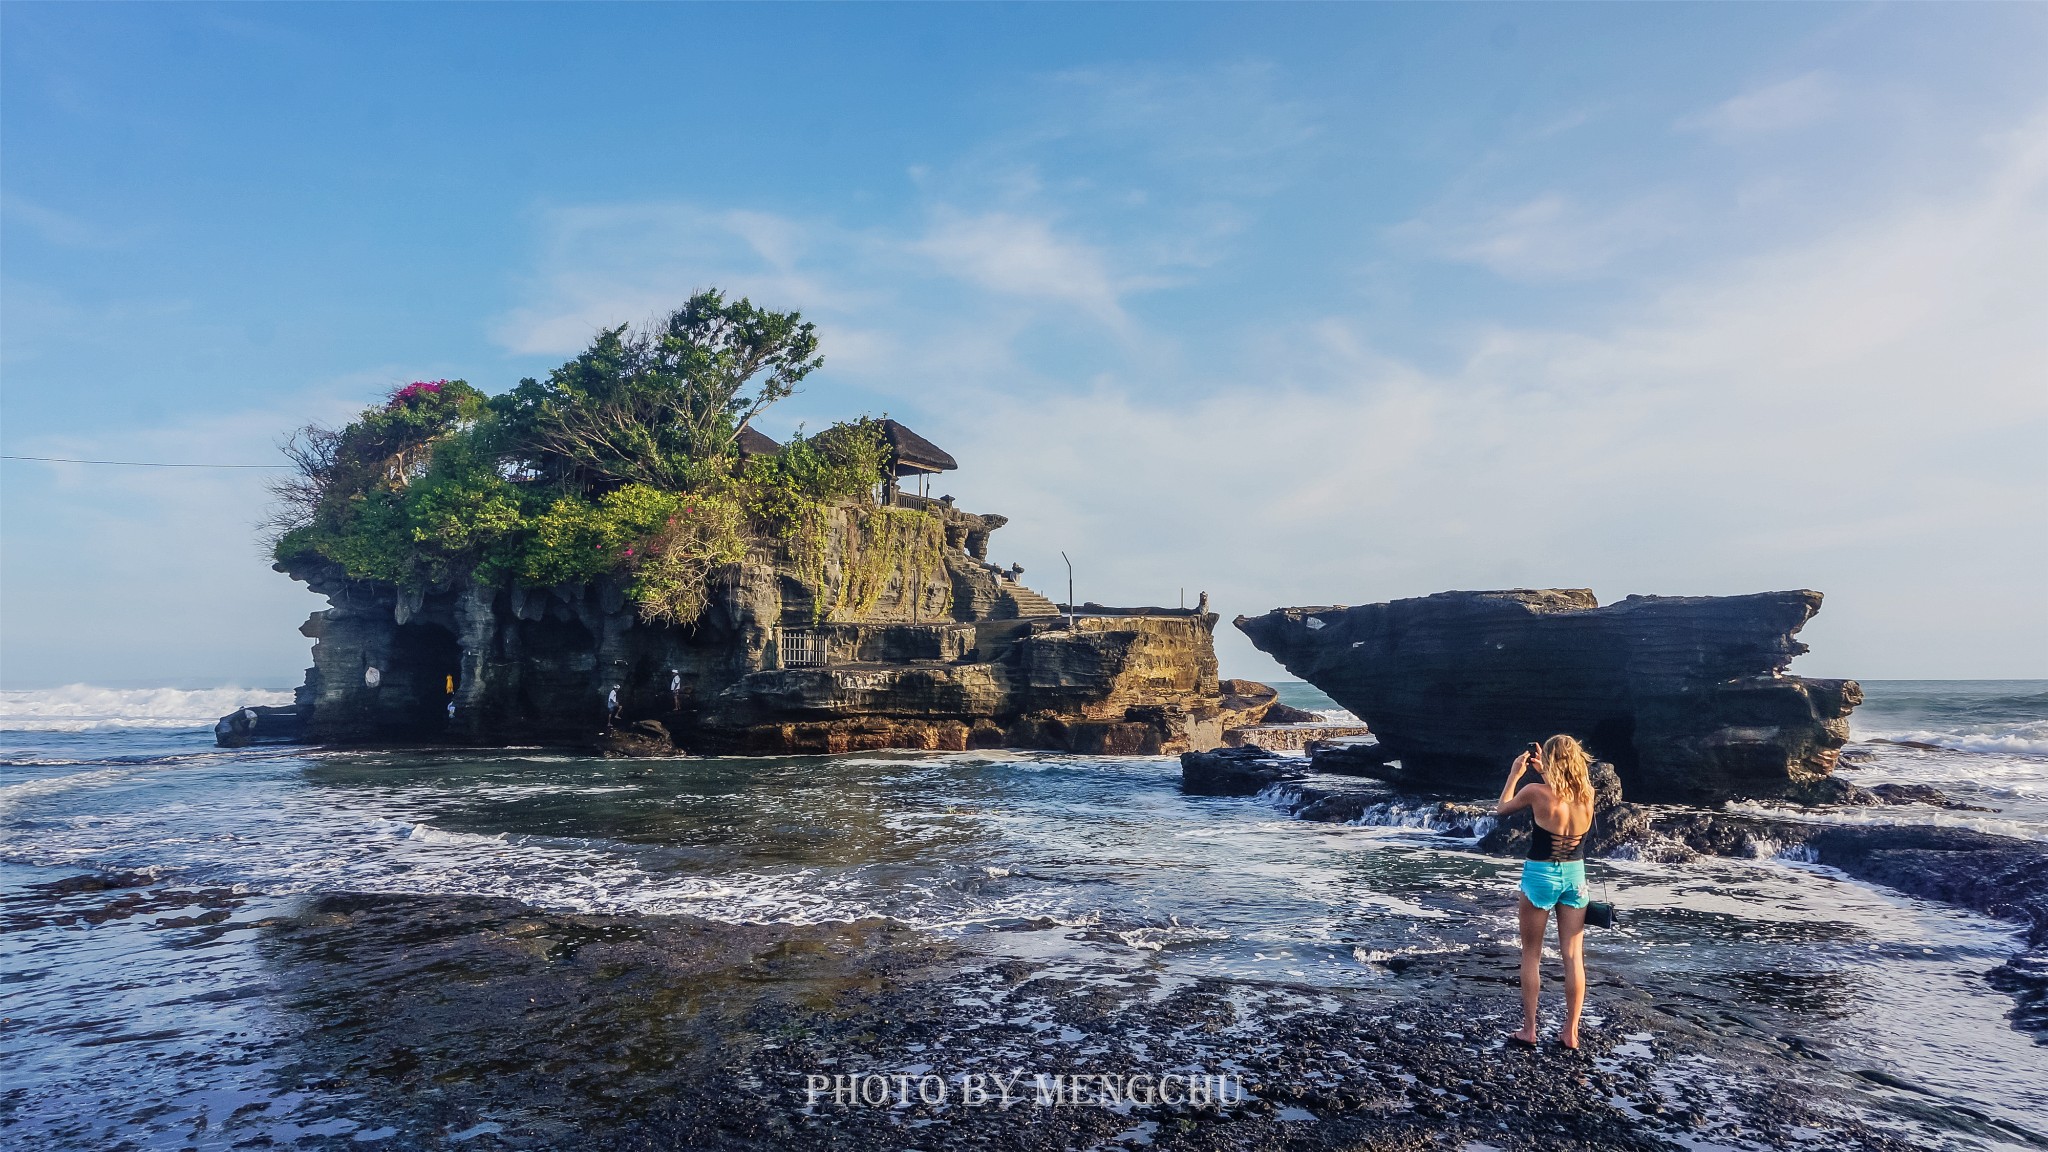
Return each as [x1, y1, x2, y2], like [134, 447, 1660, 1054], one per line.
[493, 199, 1140, 369]
[482, 93, 2047, 681]
[0, 377, 395, 687]
[929, 112, 2048, 679]
[1033, 62, 1319, 196]
[1681, 73, 1839, 141]
[1, 195, 137, 249]
[492, 204, 859, 356]
[910, 208, 1128, 319]
[1394, 192, 1683, 281]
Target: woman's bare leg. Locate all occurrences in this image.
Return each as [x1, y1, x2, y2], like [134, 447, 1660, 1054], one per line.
[1515, 894, 1548, 1043]
[1554, 903, 1588, 1048]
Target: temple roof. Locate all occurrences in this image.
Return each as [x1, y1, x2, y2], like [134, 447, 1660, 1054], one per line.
[880, 419, 958, 473]
[735, 426, 781, 456]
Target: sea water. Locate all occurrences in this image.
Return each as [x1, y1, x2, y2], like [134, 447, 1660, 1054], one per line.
[2, 681, 2044, 1146]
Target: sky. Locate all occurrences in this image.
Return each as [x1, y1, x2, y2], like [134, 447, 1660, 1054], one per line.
[2, 3, 2044, 689]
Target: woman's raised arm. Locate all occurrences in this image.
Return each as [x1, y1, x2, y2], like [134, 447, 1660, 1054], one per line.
[1498, 752, 1539, 815]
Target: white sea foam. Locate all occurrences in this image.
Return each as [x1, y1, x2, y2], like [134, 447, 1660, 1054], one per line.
[1722, 799, 2048, 844]
[0, 685, 293, 731]
[1864, 724, 2048, 758]
[1343, 799, 1492, 839]
[1113, 923, 1232, 951]
[0, 765, 150, 816]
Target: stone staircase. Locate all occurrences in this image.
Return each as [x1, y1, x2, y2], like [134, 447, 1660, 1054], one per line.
[998, 578, 1063, 618]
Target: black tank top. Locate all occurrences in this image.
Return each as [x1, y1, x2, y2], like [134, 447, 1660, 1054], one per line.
[1528, 821, 1587, 862]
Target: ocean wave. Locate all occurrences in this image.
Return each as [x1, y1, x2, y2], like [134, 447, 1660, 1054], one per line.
[1861, 723, 2048, 758]
[0, 685, 293, 731]
[0, 764, 152, 817]
[393, 820, 512, 848]
[1722, 800, 2048, 844]
[1330, 797, 1493, 839]
[1108, 921, 1233, 951]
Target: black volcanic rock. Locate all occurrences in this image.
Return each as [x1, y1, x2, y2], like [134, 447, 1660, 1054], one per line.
[213, 704, 304, 747]
[1179, 745, 1309, 796]
[1237, 589, 1860, 804]
[600, 719, 678, 758]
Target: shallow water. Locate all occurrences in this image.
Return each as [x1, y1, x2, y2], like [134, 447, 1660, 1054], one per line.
[2, 680, 2045, 1147]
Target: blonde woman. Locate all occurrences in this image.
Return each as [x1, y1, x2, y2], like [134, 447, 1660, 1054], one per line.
[1497, 734, 1597, 1050]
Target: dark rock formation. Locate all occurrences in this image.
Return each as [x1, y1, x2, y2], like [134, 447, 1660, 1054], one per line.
[213, 704, 304, 747]
[1263, 702, 1322, 724]
[1179, 745, 1310, 796]
[600, 719, 678, 758]
[235, 499, 1227, 756]
[1237, 589, 1860, 804]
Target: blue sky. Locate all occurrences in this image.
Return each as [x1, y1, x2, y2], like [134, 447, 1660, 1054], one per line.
[3, 3, 2044, 688]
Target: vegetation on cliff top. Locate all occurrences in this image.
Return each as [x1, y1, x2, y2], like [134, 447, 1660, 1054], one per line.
[269, 290, 911, 624]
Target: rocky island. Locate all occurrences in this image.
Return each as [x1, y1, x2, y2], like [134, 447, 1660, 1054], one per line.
[1236, 588, 1860, 803]
[222, 292, 1234, 756]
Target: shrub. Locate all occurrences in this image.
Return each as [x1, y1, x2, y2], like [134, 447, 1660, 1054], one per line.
[267, 294, 901, 626]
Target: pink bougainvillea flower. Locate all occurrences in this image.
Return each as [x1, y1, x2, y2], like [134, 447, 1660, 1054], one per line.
[624, 547, 635, 556]
[389, 379, 450, 407]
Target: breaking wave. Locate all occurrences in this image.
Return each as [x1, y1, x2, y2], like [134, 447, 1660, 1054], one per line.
[1865, 724, 2048, 758]
[0, 685, 293, 731]
[1343, 799, 1494, 839]
[1722, 799, 2048, 844]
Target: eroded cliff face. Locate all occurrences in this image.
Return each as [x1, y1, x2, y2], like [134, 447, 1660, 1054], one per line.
[1235, 589, 1860, 804]
[268, 501, 1223, 755]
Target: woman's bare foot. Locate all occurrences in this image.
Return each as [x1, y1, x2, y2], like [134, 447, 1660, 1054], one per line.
[1508, 1028, 1539, 1048]
[1553, 1033, 1580, 1050]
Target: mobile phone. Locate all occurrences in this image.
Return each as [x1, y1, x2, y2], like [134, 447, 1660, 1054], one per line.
[1526, 742, 1542, 764]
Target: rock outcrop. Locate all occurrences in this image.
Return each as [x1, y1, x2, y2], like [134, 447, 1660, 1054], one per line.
[213, 704, 305, 748]
[240, 498, 1226, 756]
[1179, 745, 1311, 796]
[1236, 589, 1860, 804]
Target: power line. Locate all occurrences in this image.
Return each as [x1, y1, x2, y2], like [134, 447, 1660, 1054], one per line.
[2, 454, 287, 469]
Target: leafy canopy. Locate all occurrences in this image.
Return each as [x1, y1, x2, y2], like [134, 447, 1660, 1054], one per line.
[269, 292, 897, 624]
[493, 289, 824, 491]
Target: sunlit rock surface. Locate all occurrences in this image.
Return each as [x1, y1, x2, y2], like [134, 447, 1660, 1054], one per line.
[238, 500, 1225, 755]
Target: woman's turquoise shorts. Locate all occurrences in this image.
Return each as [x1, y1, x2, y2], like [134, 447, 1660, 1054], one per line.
[1519, 860, 1589, 910]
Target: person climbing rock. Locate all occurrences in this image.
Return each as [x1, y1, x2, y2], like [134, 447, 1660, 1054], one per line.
[606, 685, 622, 728]
[670, 671, 683, 713]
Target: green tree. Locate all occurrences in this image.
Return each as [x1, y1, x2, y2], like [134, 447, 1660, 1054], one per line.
[494, 290, 823, 492]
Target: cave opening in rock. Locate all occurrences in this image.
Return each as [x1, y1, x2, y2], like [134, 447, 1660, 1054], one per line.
[385, 622, 462, 737]
[511, 617, 599, 734]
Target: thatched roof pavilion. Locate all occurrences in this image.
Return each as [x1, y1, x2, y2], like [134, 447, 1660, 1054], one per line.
[879, 419, 956, 477]
[735, 426, 782, 457]
[877, 419, 956, 501]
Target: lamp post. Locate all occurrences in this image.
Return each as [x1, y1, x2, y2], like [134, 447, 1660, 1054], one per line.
[1061, 551, 1075, 629]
